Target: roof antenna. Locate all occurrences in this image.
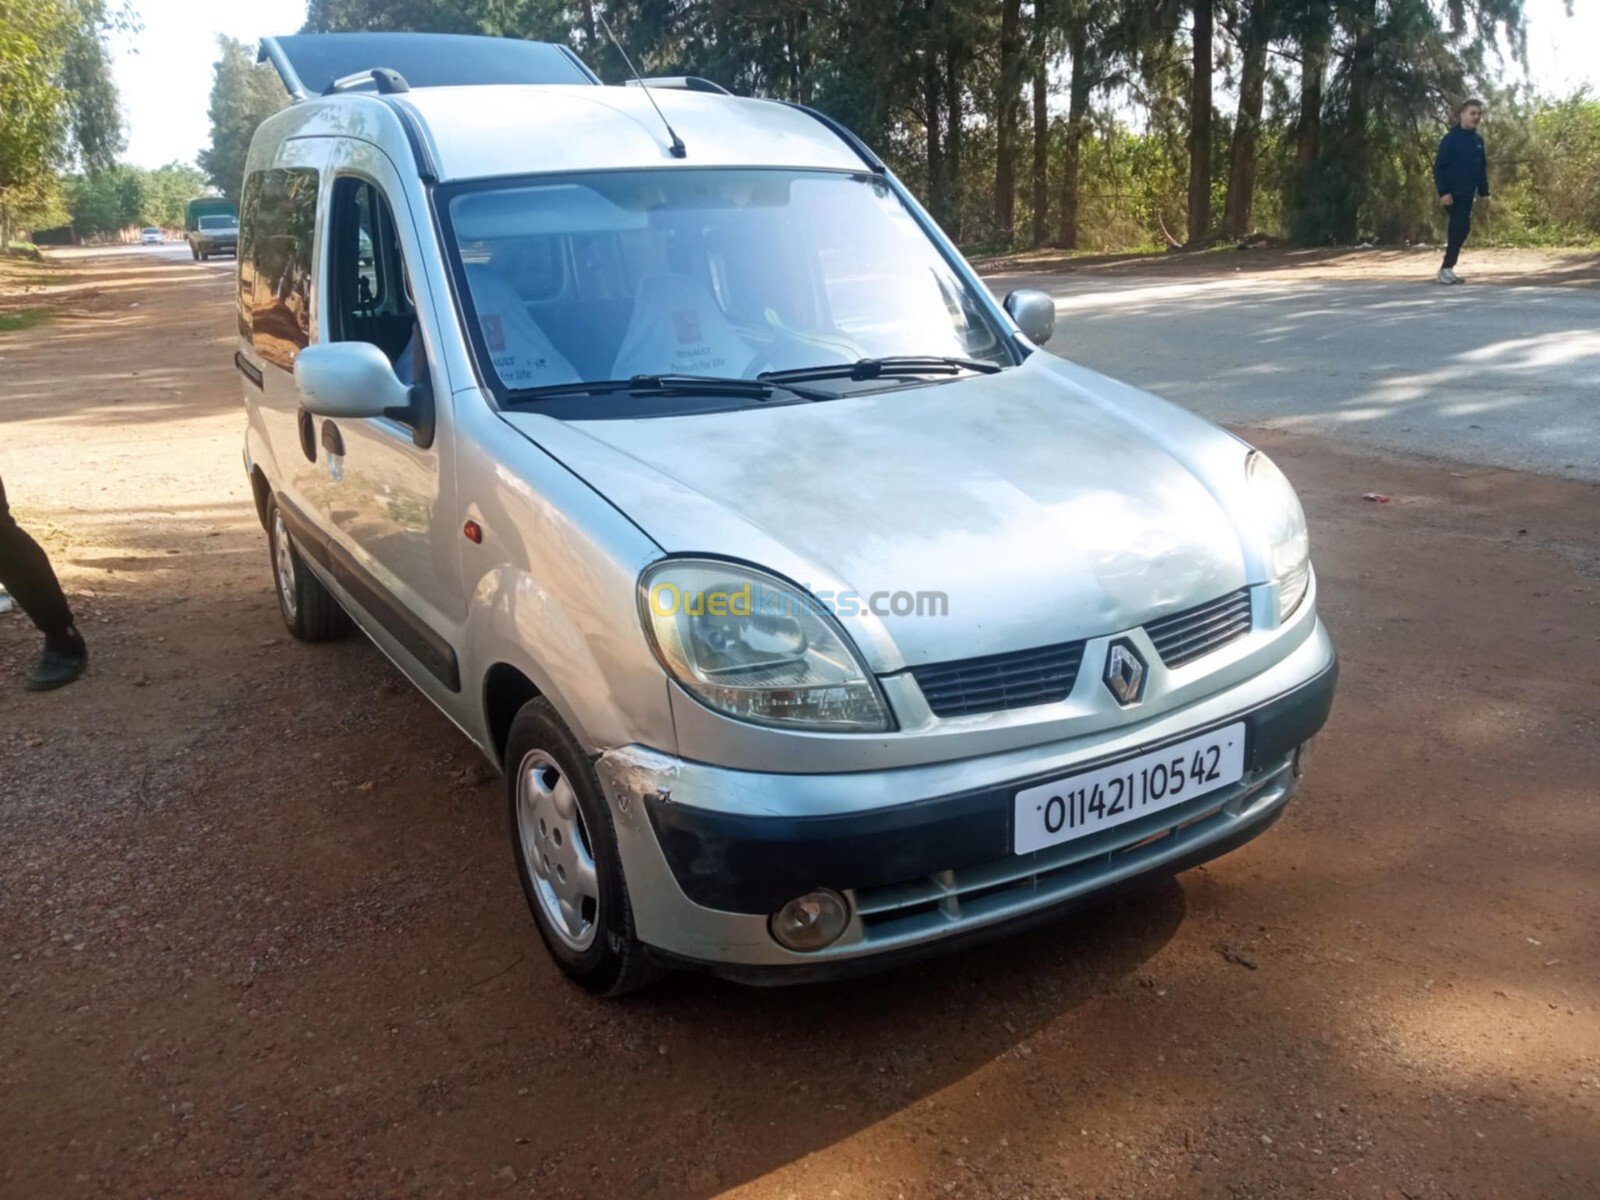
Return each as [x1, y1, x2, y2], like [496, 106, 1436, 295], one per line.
[595, 12, 687, 159]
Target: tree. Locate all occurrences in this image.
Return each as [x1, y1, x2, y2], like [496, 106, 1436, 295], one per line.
[67, 164, 141, 234]
[0, 0, 123, 248]
[142, 162, 206, 227]
[198, 36, 289, 204]
[1186, 0, 1213, 245]
[1222, 0, 1271, 237]
[991, 0, 1024, 244]
[1028, 0, 1051, 246]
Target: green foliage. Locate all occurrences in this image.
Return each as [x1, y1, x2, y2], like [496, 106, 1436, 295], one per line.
[141, 162, 208, 227]
[65, 164, 141, 234]
[0, 307, 49, 330]
[197, 36, 290, 203]
[0, 0, 124, 243]
[277, 0, 1600, 251]
[63, 161, 207, 234]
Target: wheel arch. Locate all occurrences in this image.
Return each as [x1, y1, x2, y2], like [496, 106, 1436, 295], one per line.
[483, 661, 543, 767]
[249, 465, 272, 530]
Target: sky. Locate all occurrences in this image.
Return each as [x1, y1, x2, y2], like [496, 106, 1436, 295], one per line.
[110, 0, 1599, 171]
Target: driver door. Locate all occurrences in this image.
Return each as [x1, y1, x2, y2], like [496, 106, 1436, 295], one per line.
[309, 140, 464, 704]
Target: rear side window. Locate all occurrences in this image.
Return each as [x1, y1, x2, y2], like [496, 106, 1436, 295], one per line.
[236, 173, 262, 344]
[247, 167, 319, 371]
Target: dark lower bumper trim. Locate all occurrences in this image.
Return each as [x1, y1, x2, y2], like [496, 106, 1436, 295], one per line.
[647, 798, 1290, 986]
[645, 657, 1336, 914]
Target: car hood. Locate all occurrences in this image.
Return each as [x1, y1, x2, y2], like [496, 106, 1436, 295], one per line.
[500, 353, 1256, 672]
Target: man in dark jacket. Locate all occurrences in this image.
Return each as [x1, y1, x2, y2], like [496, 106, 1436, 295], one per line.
[1433, 99, 1490, 284]
[0, 475, 88, 690]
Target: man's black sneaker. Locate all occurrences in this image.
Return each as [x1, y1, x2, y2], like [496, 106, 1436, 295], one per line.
[26, 628, 87, 692]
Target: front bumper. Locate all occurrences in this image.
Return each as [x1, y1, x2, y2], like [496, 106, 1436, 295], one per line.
[595, 620, 1336, 981]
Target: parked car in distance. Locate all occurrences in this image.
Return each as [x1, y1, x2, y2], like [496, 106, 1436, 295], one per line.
[140, 227, 163, 245]
[188, 214, 238, 260]
[239, 32, 1337, 996]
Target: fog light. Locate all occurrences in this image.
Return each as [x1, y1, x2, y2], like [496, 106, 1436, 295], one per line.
[769, 889, 850, 952]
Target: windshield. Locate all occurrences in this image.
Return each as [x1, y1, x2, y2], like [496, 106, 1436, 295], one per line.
[199, 216, 236, 230]
[442, 169, 1013, 399]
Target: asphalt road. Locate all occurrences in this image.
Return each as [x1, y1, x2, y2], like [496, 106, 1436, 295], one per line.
[992, 271, 1600, 482]
[47, 241, 233, 268]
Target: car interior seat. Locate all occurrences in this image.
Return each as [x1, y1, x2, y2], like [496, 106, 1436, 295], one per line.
[608, 272, 757, 380]
[464, 264, 582, 391]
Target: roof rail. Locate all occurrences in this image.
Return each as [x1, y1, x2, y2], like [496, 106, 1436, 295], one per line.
[325, 68, 410, 96]
[259, 36, 308, 101]
[624, 76, 730, 95]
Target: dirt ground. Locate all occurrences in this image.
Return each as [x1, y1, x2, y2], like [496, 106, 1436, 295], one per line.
[1, 252, 1597, 1200]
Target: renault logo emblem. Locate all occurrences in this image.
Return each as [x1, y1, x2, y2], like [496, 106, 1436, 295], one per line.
[1104, 639, 1147, 706]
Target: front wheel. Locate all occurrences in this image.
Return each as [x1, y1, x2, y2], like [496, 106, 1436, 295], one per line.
[266, 501, 350, 642]
[506, 698, 663, 996]
[189, 243, 198, 260]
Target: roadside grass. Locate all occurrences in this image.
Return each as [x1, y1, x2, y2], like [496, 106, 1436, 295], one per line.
[3, 241, 44, 261]
[0, 308, 50, 333]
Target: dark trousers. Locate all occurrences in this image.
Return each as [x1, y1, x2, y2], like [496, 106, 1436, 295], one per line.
[1442, 194, 1475, 270]
[0, 475, 75, 640]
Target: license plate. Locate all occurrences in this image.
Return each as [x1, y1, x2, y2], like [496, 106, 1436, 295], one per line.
[1013, 722, 1246, 855]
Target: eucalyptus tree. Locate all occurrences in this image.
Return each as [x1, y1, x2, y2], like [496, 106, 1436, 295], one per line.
[0, 0, 122, 248]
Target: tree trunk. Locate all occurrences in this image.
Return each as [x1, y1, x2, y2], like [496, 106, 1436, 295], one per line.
[945, 51, 964, 242]
[1056, 23, 1092, 250]
[1334, 0, 1377, 243]
[1186, 0, 1213, 247]
[1222, 0, 1268, 238]
[992, 0, 1024, 246]
[924, 31, 946, 228]
[1295, 19, 1327, 171]
[580, 0, 599, 58]
[1031, 55, 1049, 247]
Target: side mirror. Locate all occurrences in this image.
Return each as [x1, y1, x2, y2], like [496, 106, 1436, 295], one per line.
[1003, 288, 1056, 345]
[294, 340, 434, 448]
[294, 341, 409, 419]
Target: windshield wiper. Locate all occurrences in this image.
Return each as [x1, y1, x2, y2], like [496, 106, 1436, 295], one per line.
[504, 373, 780, 404]
[759, 355, 1005, 386]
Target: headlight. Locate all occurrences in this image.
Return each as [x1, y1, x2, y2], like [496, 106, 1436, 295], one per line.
[1246, 451, 1311, 621]
[638, 560, 893, 732]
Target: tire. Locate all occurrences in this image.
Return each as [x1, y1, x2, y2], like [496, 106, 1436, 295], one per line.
[266, 501, 351, 642]
[200, 250, 209, 261]
[190, 243, 198, 260]
[506, 698, 664, 996]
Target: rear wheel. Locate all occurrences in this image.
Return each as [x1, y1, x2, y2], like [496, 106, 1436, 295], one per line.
[266, 502, 350, 642]
[189, 243, 198, 260]
[506, 698, 663, 996]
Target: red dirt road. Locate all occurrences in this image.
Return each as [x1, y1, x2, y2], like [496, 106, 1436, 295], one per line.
[1, 254, 1597, 1199]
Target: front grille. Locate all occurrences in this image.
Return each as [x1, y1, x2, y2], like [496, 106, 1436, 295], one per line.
[1143, 588, 1253, 668]
[851, 757, 1294, 945]
[910, 640, 1086, 718]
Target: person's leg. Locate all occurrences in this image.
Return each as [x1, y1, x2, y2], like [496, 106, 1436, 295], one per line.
[1441, 195, 1474, 271]
[0, 476, 87, 689]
